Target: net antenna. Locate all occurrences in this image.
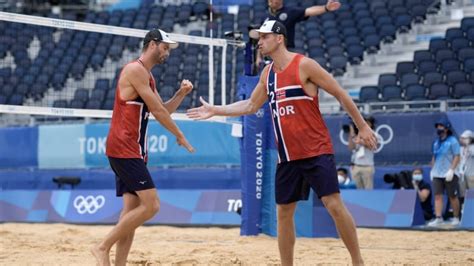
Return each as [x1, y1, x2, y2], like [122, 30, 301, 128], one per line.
[0, 11, 244, 122]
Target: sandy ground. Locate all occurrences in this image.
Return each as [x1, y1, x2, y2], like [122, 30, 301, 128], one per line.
[0, 223, 473, 265]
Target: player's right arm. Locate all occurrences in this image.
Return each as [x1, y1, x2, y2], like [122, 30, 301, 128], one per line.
[186, 66, 269, 120]
[125, 64, 194, 152]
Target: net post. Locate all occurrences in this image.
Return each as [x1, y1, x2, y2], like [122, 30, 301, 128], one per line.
[221, 43, 227, 105]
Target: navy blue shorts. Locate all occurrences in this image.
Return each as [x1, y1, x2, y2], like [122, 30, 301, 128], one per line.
[108, 157, 155, 197]
[275, 154, 340, 204]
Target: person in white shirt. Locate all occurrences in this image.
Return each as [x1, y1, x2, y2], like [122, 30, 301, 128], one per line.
[348, 117, 376, 189]
[459, 130, 474, 194]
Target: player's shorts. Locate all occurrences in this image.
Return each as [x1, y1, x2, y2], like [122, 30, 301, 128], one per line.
[275, 154, 340, 204]
[108, 157, 155, 197]
[432, 176, 459, 197]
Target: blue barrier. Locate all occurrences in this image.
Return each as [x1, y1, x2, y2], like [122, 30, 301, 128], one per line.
[0, 189, 241, 225]
[0, 120, 240, 169]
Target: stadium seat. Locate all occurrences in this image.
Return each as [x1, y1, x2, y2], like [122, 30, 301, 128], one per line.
[359, 86, 379, 103]
[400, 73, 420, 89]
[458, 48, 474, 61]
[450, 38, 469, 53]
[422, 72, 443, 88]
[53, 100, 68, 108]
[440, 59, 461, 74]
[452, 82, 473, 98]
[446, 71, 467, 87]
[461, 17, 474, 32]
[404, 84, 426, 100]
[429, 39, 448, 54]
[396, 62, 416, 77]
[329, 56, 347, 76]
[429, 83, 450, 99]
[381, 85, 403, 101]
[347, 45, 364, 65]
[86, 99, 102, 109]
[417, 60, 437, 74]
[445, 28, 464, 42]
[465, 58, 474, 73]
[378, 73, 398, 89]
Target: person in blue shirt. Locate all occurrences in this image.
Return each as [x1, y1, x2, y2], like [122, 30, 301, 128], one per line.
[428, 118, 461, 227]
[264, 0, 341, 49]
[337, 167, 356, 189]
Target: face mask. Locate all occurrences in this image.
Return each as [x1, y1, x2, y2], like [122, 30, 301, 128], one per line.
[412, 174, 423, 181]
[338, 175, 345, 184]
[437, 129, 445, 136]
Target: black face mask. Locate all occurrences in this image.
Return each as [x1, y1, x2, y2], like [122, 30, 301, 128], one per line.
[437, 129, 445, 136]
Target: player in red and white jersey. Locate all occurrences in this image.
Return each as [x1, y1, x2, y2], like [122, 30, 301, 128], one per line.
[92, 29, 194, 266]
[187, 21, 377, 266]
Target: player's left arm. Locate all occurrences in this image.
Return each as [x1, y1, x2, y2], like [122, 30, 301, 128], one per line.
[300, 57, 377, 150]
[157, 79, 194, 114]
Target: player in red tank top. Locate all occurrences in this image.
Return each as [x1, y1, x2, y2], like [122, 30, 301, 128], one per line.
[92, 29, 195, 266]
[188, 21, 377, 265]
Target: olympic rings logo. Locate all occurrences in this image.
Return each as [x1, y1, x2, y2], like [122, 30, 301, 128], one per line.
[339, 124, 394, 153]
[73, 195, 105, 214]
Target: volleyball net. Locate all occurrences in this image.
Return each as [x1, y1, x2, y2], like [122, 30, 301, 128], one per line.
[0, 10, 244, 126]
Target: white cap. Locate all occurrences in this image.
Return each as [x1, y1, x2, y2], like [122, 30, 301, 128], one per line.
[144, 29, 179, 49]
[461, 130, 473, 139]
[249, 20, 287, 40]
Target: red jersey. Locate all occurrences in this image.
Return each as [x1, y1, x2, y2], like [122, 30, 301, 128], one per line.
[106, 60, 156, 162]
[265, 54, 334, 163]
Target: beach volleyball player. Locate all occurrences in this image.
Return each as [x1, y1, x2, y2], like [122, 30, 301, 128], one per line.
[92, 29, 195, 266]
[187, 21, 377, 265]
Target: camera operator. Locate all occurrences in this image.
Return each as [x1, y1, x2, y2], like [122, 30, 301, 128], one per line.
[412, 168, 434, 222]
[428, 118, 461, 227]
[347, 116, 376, 189]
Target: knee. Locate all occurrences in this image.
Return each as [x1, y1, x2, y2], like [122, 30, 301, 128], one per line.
[277, 205, 295, 221]
[323, 198, 344, 219]
[144, 199, 160, 219]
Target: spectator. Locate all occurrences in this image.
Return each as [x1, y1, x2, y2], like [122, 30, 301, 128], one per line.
[428, 118, 461, 227]
[459, 130, 474, 194]
[337, 167, 356, 189]
[263, 0, 341, 49]
[348, 116, 376, 189]
[411, 168, 434, 221]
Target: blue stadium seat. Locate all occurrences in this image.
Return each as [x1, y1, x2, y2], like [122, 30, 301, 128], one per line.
[329, 56, 347, 76]
[95, 79, 109, 90]
[344, 36, 362, 46]
[400, 73, 419, 89]
[417, 60, 437, 74]
[445, 28, 464, 42]
[461, 17, 474, 32]
[0, 95, 7, 104]
[102, 99, 114, 110]
[396, 62, 416, 77]
[404, 84, 426, 100]
[446, 71, 467, 87]
[435, 49, 455, 64]
[429, 83, 450, 99]
[458, 48, 474, 61]
[379, 24, 397, 43]
[429, 39, 448, 54]
[450, 38, 469, 53]
[452, 82, 473, 98]
[423, 72, 443, 88]
[378, 73, 398, 89]
[53, 100, 68, 108]
[91, 89, 105, 102]
[382, 85, 402, 101]
[8, 94, 24, 105]
[363, 34, 380, 54]
[159, 85, 175, 99]
[464, 58, 474, 73]
[411, 5, 427, 23]
[394, 14, 412, 33]
[440, 59, 461, 73]
[70, 99, 85, 109]
[327, 46, 345, 57]
[74, 89, 89, 102]
[347, 45, 364, 65]
[86, 99, 102, 109]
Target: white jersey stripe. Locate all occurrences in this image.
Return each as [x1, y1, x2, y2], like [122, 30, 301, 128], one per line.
[277, 96, 313, 103]
[273, 72, 291, 161]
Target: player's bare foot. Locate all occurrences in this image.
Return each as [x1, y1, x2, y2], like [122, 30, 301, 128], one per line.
[91, 245, 110, 266]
